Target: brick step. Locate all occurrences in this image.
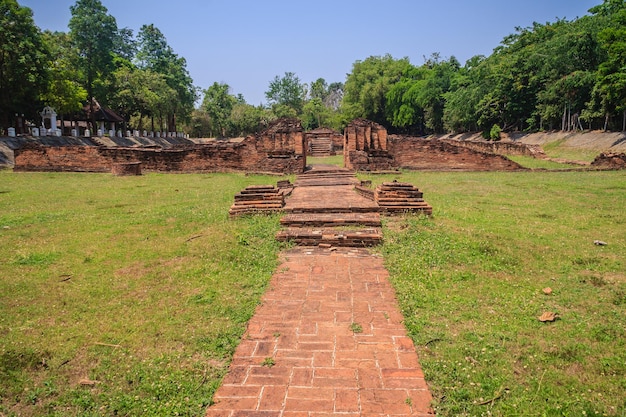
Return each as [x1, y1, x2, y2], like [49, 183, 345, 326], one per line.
[234, 193, 284, 201]
[239, 188, 279, 195]
[280, 212, 382, 228]
[298, 173, 355, 179]
[376, 197, 426, 203]
[276, 227, 383, 247]
[233, 198, 283, 207]
[283, 206, 381, 214]
[229, 207, 283, 216]
[295, 179, 358, 187]
[230, 184, 285, 217]
[380, 204, 433, 215]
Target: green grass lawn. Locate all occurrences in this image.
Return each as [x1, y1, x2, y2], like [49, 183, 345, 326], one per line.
[0, 170, 286, 416]
[306, 154, 344, 167]
[1, 168, 625, 416]
[366, 169, 626, 417]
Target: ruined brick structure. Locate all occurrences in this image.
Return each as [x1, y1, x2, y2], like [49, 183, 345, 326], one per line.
[387, 136, 524, 171]
[343, 119, 523, 171]
[13, 119, 307, 174]
[590, 152, 626, 169]
[343, 119, 393, 171]
[305, 127, 343, 157]
[448, 139, 547, 159]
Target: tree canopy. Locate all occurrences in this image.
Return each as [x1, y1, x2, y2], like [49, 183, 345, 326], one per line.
[4, 0, 626, 136]
[0, 0, 49, 130]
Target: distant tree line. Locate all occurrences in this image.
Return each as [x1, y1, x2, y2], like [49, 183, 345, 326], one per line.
[0, 0, 196, 134]
[342, 0, 626, 137]
[2, 0, 625, 137]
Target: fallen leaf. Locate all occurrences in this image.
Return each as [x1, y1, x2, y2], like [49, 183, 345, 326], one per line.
[79, 378, 99, 386]
[538, 311, 559, 322]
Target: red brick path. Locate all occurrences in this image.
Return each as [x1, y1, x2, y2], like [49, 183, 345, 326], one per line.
[206, 168, 434, 416]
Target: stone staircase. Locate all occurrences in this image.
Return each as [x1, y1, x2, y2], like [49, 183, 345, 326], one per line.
[228, 185, 285, 216]
[375, 181, 433, 214]
[229, 166, 432, 247]
[308, 137, 333, 157]
[276, 167, 383, 247]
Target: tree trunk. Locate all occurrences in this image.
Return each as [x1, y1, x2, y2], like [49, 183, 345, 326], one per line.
[604, 113, 609, 131]
[623, 110, 625, 132]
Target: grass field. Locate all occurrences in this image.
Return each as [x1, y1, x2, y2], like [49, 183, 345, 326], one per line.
[1, 168, 625, 416]
[0, 171, 287, 416]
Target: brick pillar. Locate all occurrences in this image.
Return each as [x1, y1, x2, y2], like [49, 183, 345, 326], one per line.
[378, 128, 387, 151]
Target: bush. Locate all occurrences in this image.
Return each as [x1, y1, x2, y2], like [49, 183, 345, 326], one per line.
[489, 124, 502, 141]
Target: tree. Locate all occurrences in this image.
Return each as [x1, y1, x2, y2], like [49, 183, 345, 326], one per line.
[309, 78, 328, 101]
[0, 0, 49, 130]
[69, 0, 118, 131]
[343, 55, 412, 125]
[40, 31, 87, 129]
[201, 82, 237, 137]
[590, 4, 626, 130]
[229, 103, 269, 137]
[325, 82, 344, 111]
[136, 24, 196, 131]
[265, 72, 306, 115]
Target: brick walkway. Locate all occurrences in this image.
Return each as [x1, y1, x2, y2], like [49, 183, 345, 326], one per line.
[206, 167, 434, 417]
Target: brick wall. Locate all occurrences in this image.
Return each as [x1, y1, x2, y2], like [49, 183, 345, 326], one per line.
[447, 139, 546, 158]
[387, 136, 524, 171]
[14, 119, 307, 174]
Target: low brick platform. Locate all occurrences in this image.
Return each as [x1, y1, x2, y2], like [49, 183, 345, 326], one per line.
[276, 227, 383, 247]
[280, 213, 382, 228]
[229, 185, 285, 216]
[205, 248, 434, 417]
[283, 185, 380, 214]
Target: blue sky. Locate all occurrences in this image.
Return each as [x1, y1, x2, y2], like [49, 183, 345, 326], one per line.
[21, 0, 600, 105]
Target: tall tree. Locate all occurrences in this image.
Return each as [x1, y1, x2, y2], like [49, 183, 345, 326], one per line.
[590, 2, 626, 130]
[40, 31, 87, 129]
[136, 24, 196, 131]
[201, 82, 237, 137]
[69, 0, 118, 131]
[0, 0, 49, 130]
[343, 54, 412, 125]
[265, 72, 306, 115]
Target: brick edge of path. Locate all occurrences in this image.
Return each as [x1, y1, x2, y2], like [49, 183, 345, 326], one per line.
[206, 247, 435, 417]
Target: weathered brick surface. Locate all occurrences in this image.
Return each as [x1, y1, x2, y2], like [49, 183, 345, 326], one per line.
[111, 161, 142, 176]
[13, 119, 307, 174]
[205, 248, 434, 417]
[388, 135, 524, 171]
[305, 128, 343, 156]
[591, 152, 626, 169]
[343, 119, 389, 170]
[448, 139, 547, 158]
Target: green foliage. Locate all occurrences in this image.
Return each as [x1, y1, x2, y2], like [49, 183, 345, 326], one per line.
[0, 170, 285, 416]
[113, 65, 176, 131]
[265, 72, 306, 115]
[343, 54, 412, 125]
[201, 82, 237, 137]
[489, 123, 502, 140]
[376, 169, 626, 416]
[0, 0, 49, 129]
[135, 24, 196, 131]
[69, 0, 118, 112]
[40, 31, 87, 116]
